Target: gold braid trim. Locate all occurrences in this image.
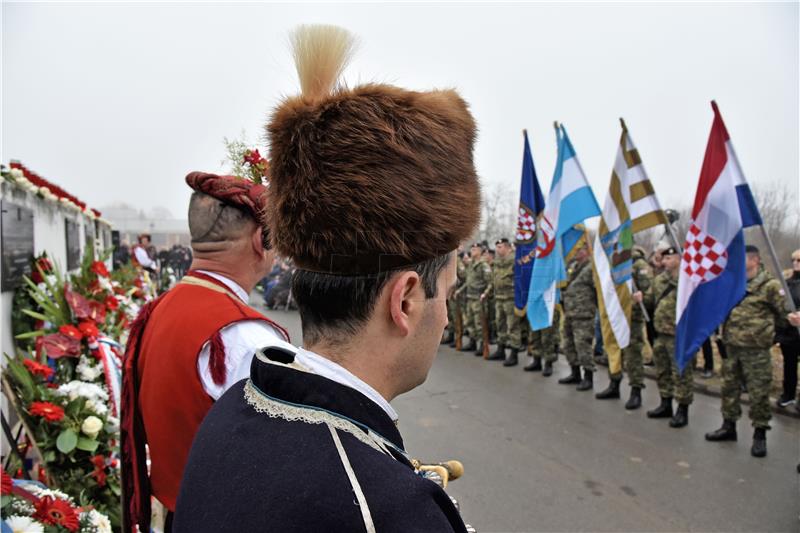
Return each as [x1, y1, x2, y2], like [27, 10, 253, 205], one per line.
[179, 275, 239, 301]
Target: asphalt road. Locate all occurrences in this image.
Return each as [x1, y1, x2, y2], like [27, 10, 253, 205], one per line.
[261, 308, 800, 533]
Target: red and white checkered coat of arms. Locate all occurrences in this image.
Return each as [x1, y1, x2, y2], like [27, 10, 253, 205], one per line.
[682, 223, 728, 283]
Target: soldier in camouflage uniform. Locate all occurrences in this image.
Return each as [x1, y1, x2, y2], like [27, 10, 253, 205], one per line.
[558, 246, 597, 391]
[526, 305, 560, 376]
[444, 249, 467, 347]
[644, 246, 694, 428]
[595, 246, 652, 409]
[482, 248, 497, 344]
[705, 245, 788, 458]
[485, 238, 522, 365]
[456, 243, 492, 354]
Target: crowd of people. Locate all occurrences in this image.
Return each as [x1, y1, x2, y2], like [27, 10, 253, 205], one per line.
[444, 239, 800, 458]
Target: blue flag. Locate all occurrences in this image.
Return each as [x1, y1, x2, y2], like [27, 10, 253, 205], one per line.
[514, 131, 546, 313]
[527, 124, 601, 330]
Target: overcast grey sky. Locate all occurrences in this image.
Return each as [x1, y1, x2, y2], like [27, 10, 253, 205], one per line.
[3, 2, 798, 220]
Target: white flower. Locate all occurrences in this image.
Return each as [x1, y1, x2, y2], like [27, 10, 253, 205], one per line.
[77, 356, 104, 381]
[105, 415, 120, 434]
[55, 380, 109, 403]
[86, 398, 108, 416]
[81, 415, 103, 438]
[9, 168, 23, 179]
[81, 509, 112, 533]
[25, 485, 73, 502]
[5, 515, 44, 533]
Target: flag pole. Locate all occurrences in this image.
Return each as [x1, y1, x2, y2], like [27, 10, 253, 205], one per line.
[717, 102, 799, 333]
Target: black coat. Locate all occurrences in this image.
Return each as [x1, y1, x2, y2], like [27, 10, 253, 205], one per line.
[174, 349, 468, 533]
[776, 272, 800, 345]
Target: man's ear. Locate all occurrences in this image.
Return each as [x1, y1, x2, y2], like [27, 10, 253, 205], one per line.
[252, 226, 265, 255]
[388, 271, 423, 336]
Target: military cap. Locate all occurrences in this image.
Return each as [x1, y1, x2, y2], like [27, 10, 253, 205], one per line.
[662, 246, 679, 256]
[495, 238, 510, 245]
[745, 244, 760, 254]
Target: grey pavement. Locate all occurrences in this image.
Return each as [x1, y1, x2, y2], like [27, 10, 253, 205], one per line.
[261, 308, 800, 533]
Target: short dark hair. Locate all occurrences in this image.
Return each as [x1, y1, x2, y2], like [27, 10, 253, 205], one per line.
[745, 244, 760, 255]
[188, 191, 253, 243]
[292, 252, 452, 346]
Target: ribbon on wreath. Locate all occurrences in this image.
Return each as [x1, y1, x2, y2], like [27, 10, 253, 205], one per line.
[86, 336, 123, 418]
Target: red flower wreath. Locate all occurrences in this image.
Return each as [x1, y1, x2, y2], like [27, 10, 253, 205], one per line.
[34, 496, 80, 532]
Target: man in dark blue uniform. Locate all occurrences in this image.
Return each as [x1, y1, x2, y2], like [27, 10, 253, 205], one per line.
[174, 24, 481, 532]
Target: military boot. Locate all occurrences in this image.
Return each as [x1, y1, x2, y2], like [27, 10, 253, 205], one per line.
[646, 397, 673, 418]
[542, 360, 553, 377]
[441, 331, 454, 345]
[576, 369, 593, 391]
[751, 428, 767, 458]
[705, 419, 737, 441]
[595, 377, 621, 399]
[669, 404, 689, 428]
[459, 338, 476, 352]
[624, 386, 642, 410]
[503, 348, 519, 367]
[558, 365, 581, 384]
[524, 356, 542, 372]
[487, 343, 505, 361]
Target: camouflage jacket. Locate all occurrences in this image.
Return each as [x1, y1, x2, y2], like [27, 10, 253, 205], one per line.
[563, 260, 596, 320]
[487, 255, 514, 300]
[723, 269, 787, 349]
[631, 257, 653, 323]
[645, 271, 678, 336]
[451, 261, 467, 302]
[464, 259, 492, 299]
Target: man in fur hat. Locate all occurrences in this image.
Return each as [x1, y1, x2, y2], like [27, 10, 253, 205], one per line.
[175, 25, 479, 533]
[121, 172, 291, 533]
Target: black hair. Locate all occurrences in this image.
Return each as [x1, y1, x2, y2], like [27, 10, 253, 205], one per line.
[292, 252, 452, 346]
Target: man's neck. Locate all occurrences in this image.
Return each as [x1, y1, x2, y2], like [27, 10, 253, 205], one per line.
[305, 341, 396, 402]
[190, 259, 255, 294]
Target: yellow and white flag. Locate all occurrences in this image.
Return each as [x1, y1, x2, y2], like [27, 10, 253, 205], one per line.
[592, 120, 668, 375]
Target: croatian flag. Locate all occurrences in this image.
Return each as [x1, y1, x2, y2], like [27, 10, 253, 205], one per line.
[514, 130, 547, 314]
[527, 124, 601, 330]
[675, 101, 762, 371]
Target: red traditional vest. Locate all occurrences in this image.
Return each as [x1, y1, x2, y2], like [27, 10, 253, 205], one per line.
[121, 271, 288, 530]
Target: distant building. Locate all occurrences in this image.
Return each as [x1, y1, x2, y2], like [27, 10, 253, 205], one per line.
[100, 203, 190, 248]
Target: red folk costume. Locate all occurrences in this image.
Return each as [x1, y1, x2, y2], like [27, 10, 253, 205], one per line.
[121, 172, 289, 533]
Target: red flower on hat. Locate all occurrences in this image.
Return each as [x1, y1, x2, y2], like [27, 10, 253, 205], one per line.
[64, 287, 91, 319]
[29, 401, 65, 422]
[104, 295, 119, 311]
[59, 324, 83, 341]
[243, 149, 264, 166]
[39, 332, 81, 358]
[1, 469, 12, 495]
[90, 261, 109, 278]
[78, 320, 100, 338]
[34, 496, 80, 532]
[23, 359, 54, 379]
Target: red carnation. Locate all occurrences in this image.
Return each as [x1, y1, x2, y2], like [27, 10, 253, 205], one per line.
[78, 320, 100, 338]
[1, 469, 12, 495]
[39, 332, 81, 358]
[23, 359, 54, 379]
[34, 496, 80, 532]
[59, 324, 83, 341]
[90, 261, 109, 278]
[29, 401, 64, 422]
[104, 295, 119, 311]
[243, 148, 264, 166]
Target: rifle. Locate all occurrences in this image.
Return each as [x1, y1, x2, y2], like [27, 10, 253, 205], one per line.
[454, 299, 463, 350]
[480, 299, 490, 359]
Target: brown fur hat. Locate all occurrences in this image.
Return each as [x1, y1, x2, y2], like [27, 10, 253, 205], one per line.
[265, 25, 481, 274]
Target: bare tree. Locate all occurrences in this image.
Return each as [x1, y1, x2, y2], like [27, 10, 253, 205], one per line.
[476, 182, 517, 246]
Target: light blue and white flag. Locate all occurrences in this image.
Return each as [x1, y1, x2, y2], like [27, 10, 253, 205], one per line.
[527, 124, 601, 330]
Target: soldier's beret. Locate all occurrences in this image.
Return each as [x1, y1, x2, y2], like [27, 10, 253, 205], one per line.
[745, 244, 760, 254]
[495, 238, 510, 245]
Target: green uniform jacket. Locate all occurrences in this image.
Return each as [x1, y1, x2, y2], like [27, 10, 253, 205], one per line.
[464, 259, 492, 299]
[723, 269, 787, 349]
[646, 271, 678, 336]
[487, 255, 514, 300]
[563, 260, 596, 320]
[631, 257, 653, 323]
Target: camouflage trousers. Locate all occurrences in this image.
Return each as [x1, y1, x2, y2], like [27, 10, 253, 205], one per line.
[720, 346, 773, 428]
[562, 316, 595, 371]
[653, 334, 694, 404]
[494, 299, 522, 350]
[610, 320, 646, 388]
[446, 297, 461, 335]
[528, 306, 560, 363]
[463, 298, 485, 340]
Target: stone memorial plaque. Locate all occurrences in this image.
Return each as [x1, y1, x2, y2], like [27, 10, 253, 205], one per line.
[1, 199, 35, 292]
[65, 218, 81, 270]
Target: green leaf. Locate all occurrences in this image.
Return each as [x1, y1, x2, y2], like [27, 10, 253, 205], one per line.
[1, 494, 11, 509]
[56, 428, 78, 453]
[4, 356, 35, 400]
[14, 330, 46, 340]
[43, 450, 56, 463]
[76, 437, 99, 452]
[21, 309, 49, 321]
[65, 397, 86, 418]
